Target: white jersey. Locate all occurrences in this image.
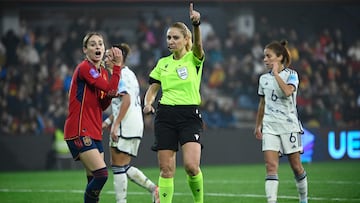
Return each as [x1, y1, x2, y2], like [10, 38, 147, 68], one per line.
[258, 68, 303, 134]
[111, 66, 143, 138]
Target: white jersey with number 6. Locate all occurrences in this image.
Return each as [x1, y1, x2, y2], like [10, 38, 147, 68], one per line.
[258, 68, 303, 134]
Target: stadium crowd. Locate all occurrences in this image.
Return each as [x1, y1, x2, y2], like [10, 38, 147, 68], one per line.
[1, 6, 359, 136]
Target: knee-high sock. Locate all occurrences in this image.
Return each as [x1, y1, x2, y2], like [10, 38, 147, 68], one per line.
[158, 176, 174, 203]
[84, 167, 108, 203]
[187, 170, 204, 203]
[112, 165, 130, 203]
[126, 166, 157, 193]
[295, 171, 308, 202]
[265, 174, 278, 203]
[87, 175, 93, 184]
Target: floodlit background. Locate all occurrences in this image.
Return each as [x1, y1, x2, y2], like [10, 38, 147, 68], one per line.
[0, 0, 359, 170]
[1, 1, 360, 203]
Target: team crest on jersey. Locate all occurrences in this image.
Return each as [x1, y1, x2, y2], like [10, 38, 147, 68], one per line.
[82, 136, 92, 146]
[176, 67, 188, 80]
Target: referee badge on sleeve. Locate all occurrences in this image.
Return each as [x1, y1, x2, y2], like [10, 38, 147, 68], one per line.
[177, 67, 188, 80]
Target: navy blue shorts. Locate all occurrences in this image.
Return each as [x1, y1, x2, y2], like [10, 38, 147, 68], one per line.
[152, 104, 203, 151]
[66, 136, 104, 160]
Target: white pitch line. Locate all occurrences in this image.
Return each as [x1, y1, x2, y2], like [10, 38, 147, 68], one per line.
[205, 180, 360, 185]
[0, 188, 359, 202]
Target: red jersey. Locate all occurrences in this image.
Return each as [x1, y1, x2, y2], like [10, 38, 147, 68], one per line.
[64, 60, 121, 140]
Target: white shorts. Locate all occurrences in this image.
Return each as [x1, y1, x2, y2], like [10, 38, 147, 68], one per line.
[262, 132, 303, 156]
[109, 137, 141, 157]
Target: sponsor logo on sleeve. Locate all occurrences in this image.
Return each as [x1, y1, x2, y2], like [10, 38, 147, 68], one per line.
[89, 68, 100, 78]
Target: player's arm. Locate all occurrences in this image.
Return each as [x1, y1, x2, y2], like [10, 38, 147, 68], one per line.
[274, 73, 295, 97]
[190, 2, 204, 60]
[81, 47, 123, 93]
[272, 63, 296, 97]
[102, 114, 114, 129]
[110, 93, 130, 142]
[143, 82, 160, 114]
[79, 64, 121, 98]
[100, 97, 112, 111]
[97, 69, 115, 110]
[254, 96, 265, 140]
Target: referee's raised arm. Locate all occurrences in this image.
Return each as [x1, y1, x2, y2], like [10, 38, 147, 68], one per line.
[189, 2, 204, 60]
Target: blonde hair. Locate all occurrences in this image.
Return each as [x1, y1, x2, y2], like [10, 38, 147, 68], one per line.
[170, 22, 192, 51]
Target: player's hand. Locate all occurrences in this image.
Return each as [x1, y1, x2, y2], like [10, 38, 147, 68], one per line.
[271, 62, 281, 75]
[110, 124, 119, 142]
[102, 122, 108, 129]
[109, 47, 124, 67]
[104, 49, 114, 72]
[189, 2, 201, 25]
[254, 127, 263, 140]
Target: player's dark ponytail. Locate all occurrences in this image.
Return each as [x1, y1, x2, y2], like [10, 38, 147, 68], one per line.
[280, 40, 291, 67]
[113, 43, 131, 62]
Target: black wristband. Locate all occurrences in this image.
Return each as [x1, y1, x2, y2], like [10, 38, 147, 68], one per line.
[192, 21, 201, 26]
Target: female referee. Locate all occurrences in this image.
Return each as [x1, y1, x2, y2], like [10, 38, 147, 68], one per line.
[143, 3, 205, 203]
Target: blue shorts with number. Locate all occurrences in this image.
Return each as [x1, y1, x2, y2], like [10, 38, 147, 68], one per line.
[66, 136, 104, 160]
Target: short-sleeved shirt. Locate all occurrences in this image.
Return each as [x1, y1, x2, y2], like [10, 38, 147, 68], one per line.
[258, 68, 303, 134]
[149, 51, 204, 105]
[110, 66, 143, 138]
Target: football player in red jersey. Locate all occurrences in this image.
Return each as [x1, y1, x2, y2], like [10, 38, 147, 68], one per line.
[64, 32, 123, 203]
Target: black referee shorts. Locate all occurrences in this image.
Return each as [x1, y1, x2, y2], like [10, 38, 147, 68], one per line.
[152, 104, 203, 151]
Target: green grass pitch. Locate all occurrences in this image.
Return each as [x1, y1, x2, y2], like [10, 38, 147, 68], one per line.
[0, 161, 359, 203]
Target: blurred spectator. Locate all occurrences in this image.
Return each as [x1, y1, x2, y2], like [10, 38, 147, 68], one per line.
[201, 99, 223, 129]
[347, 39, 360, 61]
[0, 38, 6, 66]
[219, 100, 237, 128]
[200, 16, 215, 42]
[204, 32, 224, 65]
[208, 62, 225, 89]
[2, 29, 20, 66]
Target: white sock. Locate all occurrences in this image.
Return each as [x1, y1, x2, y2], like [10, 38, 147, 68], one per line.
[126, 166, 156, 193]
[112, 165, 129, 203]
[295, 173, 308, 202]
[113, 173, 128, 203]
[265, 175, 279, 203]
